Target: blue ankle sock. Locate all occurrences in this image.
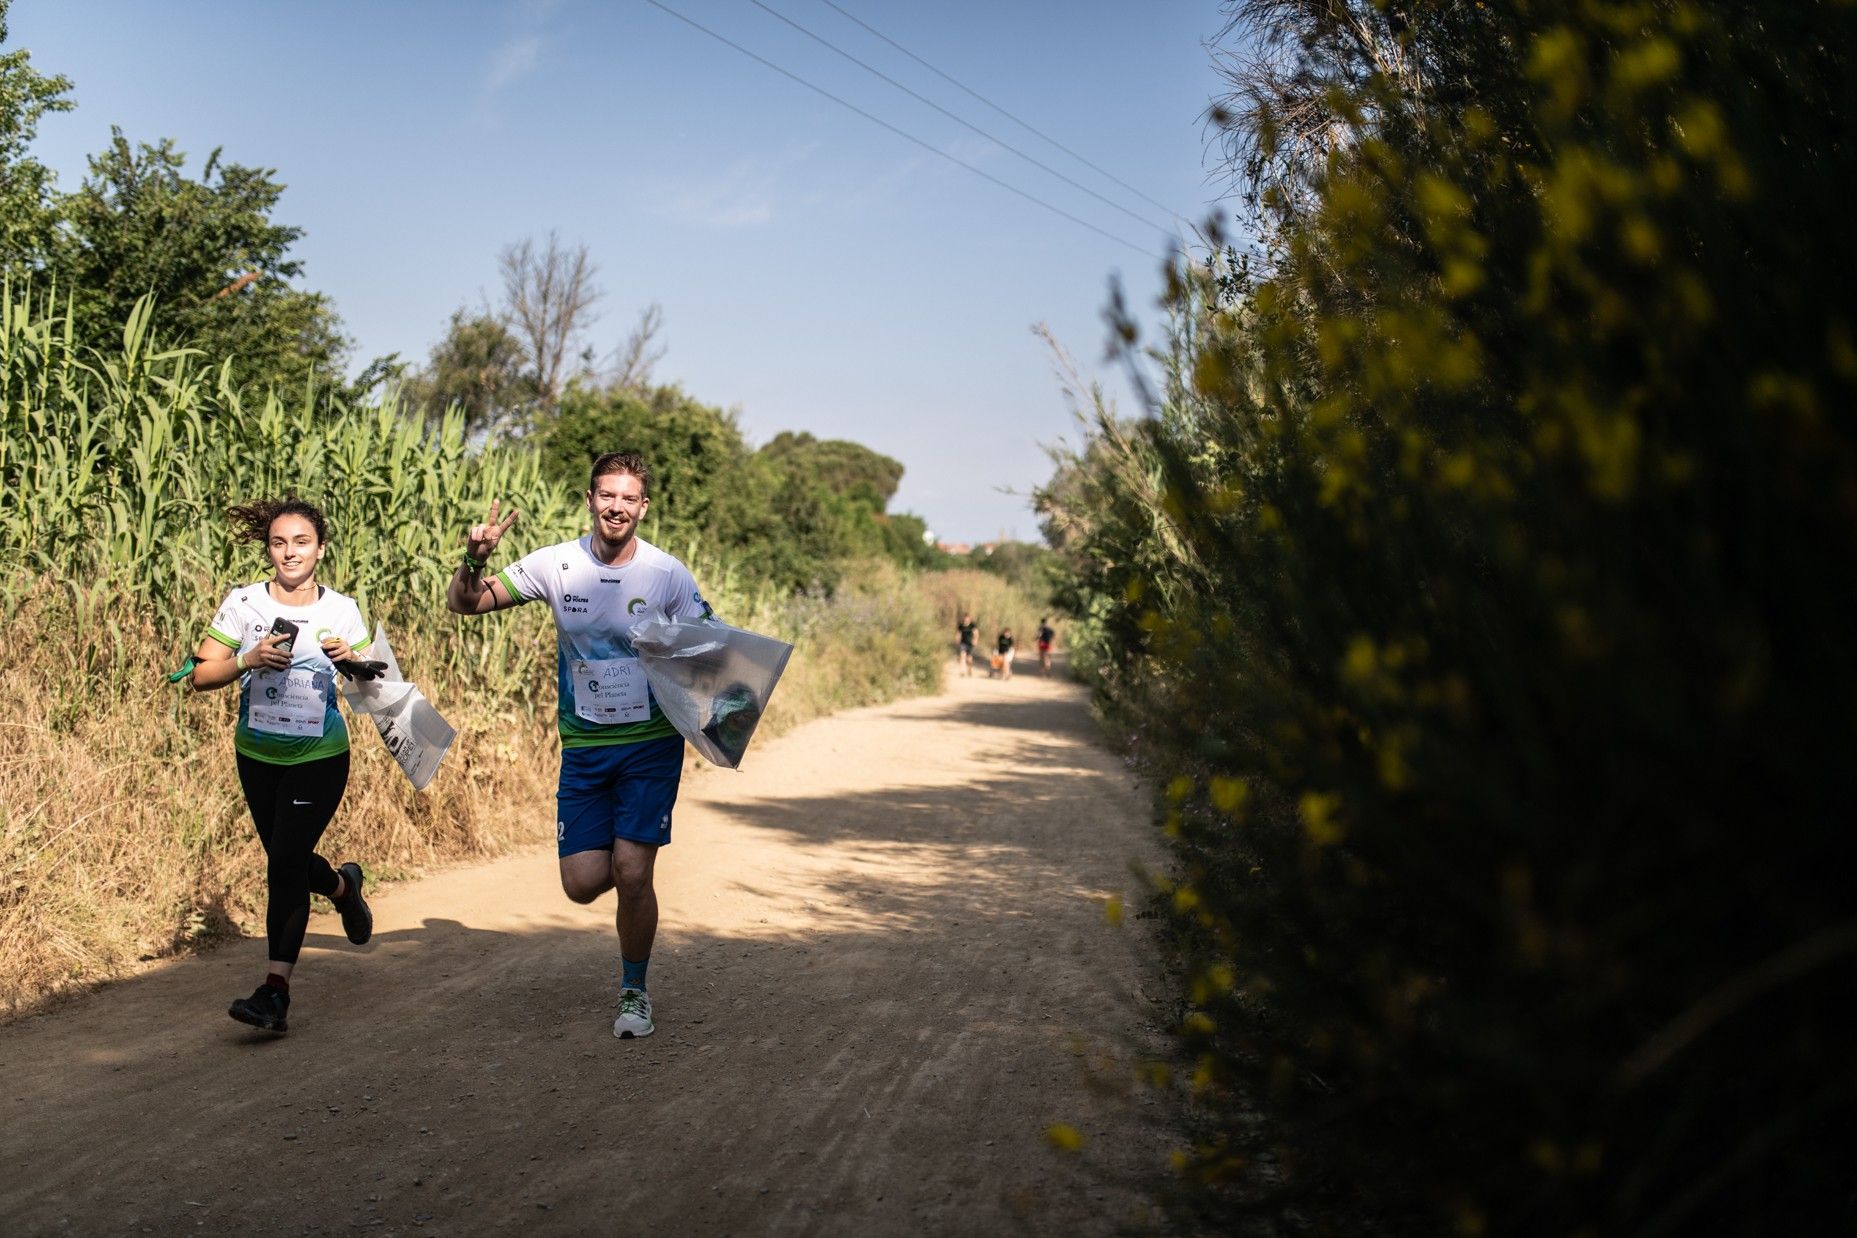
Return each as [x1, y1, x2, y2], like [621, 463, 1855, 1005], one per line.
[621, 956, 649, 992]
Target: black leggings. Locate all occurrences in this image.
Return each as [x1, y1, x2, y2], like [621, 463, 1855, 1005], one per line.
[236, 751, 349, 966]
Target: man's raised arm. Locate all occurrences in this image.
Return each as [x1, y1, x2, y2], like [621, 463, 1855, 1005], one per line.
[447, 500, 520, 615]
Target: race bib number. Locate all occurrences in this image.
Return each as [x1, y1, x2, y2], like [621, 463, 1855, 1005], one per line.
[571, 657, 650, 725]
[249, 668, 329, 737]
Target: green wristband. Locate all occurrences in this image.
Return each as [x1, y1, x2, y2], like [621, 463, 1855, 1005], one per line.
[463, 553, 487, 572]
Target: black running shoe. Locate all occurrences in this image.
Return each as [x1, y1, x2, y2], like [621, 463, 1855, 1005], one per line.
[334, 861, 372, 945]
[228, 983, 289, 1033]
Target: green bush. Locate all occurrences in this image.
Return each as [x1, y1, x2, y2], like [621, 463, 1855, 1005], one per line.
[1042, 3, 1857, 1232]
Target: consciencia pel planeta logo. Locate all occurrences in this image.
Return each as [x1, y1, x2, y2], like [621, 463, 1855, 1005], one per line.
[627, 597, 647, 614]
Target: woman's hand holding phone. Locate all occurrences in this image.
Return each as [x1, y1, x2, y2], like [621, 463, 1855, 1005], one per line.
[249, 631, 293, 670]
[249, 616, 299, 671]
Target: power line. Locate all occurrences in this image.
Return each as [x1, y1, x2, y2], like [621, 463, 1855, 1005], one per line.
[749, 0, 1177, 237]
[640, 0, 1167, 263]
[819, 0, 1186, 224]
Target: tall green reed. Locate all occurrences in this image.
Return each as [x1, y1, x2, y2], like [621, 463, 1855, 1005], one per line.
[1, 284, 599, 701]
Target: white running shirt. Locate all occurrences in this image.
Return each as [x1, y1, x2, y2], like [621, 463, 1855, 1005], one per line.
[496, 535, 711, 748]
[205, 583, 371, 765]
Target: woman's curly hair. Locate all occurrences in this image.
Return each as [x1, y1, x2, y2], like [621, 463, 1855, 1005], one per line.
[227, 496, 329, 545]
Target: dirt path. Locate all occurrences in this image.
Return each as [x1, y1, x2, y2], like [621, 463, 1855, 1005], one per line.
[0, 663, 1173, 1236]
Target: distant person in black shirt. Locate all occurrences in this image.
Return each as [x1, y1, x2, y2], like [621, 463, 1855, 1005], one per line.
[1036, 617, 1056, 676]
[996, 627, 1016, 681]
[956, 613, 978, 677]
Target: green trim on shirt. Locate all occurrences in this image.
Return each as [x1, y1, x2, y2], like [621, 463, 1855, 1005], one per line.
[234, 723, 351, 765]
[495, 567, 528, 603]
[205, 627, 240, 649]
[558, 714, 680, 749]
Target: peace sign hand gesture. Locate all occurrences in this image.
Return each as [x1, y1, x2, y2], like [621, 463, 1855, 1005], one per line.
[465, 499, 520, 563]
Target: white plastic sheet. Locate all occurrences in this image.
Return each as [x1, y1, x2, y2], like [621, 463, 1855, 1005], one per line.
[338, 623, 455, 790]
[630, 616, 794, 769]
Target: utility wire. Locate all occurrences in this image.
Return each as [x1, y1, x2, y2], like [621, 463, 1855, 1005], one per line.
[749, 0, 1176, 237]
[820, 0, 1185, 224]
[641, 0, 1167, 263]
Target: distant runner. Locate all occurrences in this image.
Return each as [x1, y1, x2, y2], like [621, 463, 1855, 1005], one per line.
[956, 612, 978, 677]
[996, 627, 1016, 681]
[1036, 617, 1056, 676]
[188, 497, 376, 1036]
[446, 452, 713, 1040]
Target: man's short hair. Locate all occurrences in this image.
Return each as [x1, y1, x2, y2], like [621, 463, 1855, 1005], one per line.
[589, 451, 650, 496]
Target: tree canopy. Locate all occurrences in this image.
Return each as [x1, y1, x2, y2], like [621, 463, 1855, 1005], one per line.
[2, 7, 354, 396]
[55, 130, 348, 393]
[542, 384, 936, 590]
[0, 0, 71, 282]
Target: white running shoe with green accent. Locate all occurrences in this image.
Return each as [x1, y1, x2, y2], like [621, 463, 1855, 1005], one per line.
[614, 987, 654, 1039]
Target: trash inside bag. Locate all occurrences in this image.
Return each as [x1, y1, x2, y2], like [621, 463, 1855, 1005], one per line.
[630, 616, 793, 769]
[338, 624, 456, 790]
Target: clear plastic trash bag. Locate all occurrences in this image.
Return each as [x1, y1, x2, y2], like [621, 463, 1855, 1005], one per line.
[337, 623, 456, 790]
[629, 616, 794, 769]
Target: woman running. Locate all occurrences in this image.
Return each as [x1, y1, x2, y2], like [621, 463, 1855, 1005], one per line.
[188, 497, 376, 1034]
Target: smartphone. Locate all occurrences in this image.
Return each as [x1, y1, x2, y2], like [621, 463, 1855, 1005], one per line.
[268, 616, 300, 652]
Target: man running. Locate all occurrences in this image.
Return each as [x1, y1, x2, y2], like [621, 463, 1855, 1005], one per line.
[445, 451, 712, 1040]
[1036, 616, 1056, 676]
[956, 612, 978, 677]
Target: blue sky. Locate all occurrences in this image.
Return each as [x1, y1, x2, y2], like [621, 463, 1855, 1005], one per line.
[12, 0, 1231, 543]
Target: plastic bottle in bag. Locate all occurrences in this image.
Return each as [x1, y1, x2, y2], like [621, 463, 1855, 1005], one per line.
[700, 683, 763, 767]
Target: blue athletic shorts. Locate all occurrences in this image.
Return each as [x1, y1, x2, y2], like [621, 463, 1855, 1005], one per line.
[556, 734, 685, 856]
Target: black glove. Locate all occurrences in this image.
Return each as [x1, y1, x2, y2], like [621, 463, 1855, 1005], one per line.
[333, 659, 390, 681]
